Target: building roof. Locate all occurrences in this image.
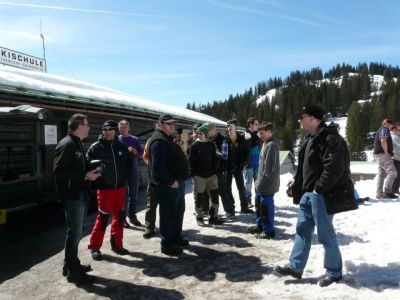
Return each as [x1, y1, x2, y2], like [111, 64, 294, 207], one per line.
[0, 65, 225, 125]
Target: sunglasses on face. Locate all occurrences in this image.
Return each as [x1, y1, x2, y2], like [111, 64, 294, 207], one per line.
[102, 128, 115, 132]
[163, 122, 176, 127]
[227, 124, 236, 129]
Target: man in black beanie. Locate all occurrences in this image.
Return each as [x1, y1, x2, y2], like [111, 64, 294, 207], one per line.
[275, 104, 350, 287]
[87, 120, 132, 260]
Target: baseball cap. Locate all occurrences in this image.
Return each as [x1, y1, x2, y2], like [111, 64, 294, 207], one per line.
[158, 114, 176, 123]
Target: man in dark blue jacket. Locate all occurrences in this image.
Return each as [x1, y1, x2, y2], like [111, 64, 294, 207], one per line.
[147, 114, 189, 256]
[87, 120, 132, 260]
[54, 114, 100, 284]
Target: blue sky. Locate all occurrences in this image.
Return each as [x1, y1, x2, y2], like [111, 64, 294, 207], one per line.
[1, 0, 400, 108]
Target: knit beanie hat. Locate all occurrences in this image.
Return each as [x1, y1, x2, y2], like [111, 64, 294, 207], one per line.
[197, 123, 209, 135]
[102, 120, 118, 129]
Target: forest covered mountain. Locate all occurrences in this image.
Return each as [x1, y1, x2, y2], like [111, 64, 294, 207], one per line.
[187, 62, 400, 159]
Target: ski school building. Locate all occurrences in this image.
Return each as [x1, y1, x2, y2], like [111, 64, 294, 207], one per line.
[0, 65, 226, 215]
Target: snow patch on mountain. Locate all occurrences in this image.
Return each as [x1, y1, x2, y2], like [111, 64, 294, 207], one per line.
[257, 73, 393, 106]
[256, 88, 277, 105]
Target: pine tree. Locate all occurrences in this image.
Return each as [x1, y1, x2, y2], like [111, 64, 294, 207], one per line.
[347, 101, 367, 160]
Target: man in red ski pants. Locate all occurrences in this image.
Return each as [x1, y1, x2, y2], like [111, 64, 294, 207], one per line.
[87, 120, 132, 260]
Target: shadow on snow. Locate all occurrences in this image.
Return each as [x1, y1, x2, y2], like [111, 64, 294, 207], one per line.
[78, 275, 184, 300]
[343, 261, 400, 291]
[101, 245, 273, 283]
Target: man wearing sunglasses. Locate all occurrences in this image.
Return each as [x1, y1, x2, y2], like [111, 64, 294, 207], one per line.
[87, 120, 132, 261]
[147, 114, 189, 256]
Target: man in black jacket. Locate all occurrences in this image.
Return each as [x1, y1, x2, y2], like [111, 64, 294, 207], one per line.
[87, 120, 132, 260]
[275, 105, 346, 287]
[54, 114, 100, 284]
[223, 119, 253, 214]
[148, 114, 189, 256]
[189, 123, 223, 226]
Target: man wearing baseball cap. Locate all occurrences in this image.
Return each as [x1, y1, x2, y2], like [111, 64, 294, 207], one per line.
[275, 104, 353, 287]
[147, 114, 190, 255]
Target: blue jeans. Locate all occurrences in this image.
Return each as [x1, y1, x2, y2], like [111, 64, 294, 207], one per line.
[64, 191, 88, 269]
[288, 192, 342, 278]
[243, 167, 258, 202]
[256, 194, 275, 234]
[154, 181, 185, 247]
[125, 168, 139, 218]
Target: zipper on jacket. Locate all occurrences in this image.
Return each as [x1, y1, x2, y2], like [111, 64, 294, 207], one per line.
[79, 142, 86, 174]
[111, 141, 118, 189]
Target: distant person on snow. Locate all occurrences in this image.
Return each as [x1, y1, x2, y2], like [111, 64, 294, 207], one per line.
[373, 119, 398, 199]
[391, 124, 400, 195]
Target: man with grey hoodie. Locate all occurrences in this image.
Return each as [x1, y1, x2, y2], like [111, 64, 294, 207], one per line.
[248, 122, 280, 239]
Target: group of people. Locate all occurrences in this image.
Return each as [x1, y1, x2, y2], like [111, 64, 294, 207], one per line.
[54, 104, 360, 288]
[186, 118, 281, 241]
[54, 116, 144, 283]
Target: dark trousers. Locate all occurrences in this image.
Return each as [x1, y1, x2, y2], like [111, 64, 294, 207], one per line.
[144, 185, 159, 230]
[217, 173, 234, 214]
[125, 168, 139, 218]
[226, 169, 248, 210]
[196, 190, 219, 218]
[154, 181, 185, 247]
[393, 159, 400, 193]
[63, 191, 88, 271]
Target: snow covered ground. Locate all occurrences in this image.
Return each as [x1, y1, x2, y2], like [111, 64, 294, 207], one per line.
[1, 173, 399, 299]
